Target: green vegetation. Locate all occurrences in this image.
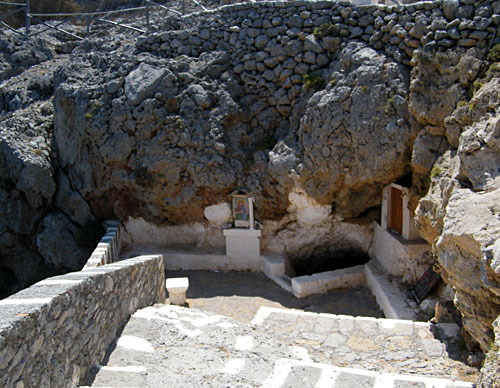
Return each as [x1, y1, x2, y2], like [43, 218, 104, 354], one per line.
[303, 72, 325, 89]
[75, 220, 105, 249]
[487, 43, 500, 63]
[134, 167, 156, 188]
[472, 80, 483, 94]
[0, 0, 81, 29]
[313, 23, 338, 40]
[485, 62, 500, 79]
[413, 50, 434, 67]
[456, 100, 468, 108]
[85, 101, 102, 119]
[430, 166, 443, 179]
[175, 117, 184, 130]
[384, 96, 395, 115]
[361, 85, 369, 94]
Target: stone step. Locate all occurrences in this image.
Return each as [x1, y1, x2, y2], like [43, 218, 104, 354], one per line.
[80, 365, 147, 388]
[263, 359, 473, 388]
[251, 307, 473, 380]
[81, 360, 473, 388]
[81, 304, 476, 388]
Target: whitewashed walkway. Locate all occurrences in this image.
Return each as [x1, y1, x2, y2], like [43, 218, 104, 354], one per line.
[80, 304, 476, 388]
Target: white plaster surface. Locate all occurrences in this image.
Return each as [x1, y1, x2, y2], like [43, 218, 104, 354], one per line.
[117, 336, 155, 353]
[365, 259, 417, 320]
[124, 217, 225, 248]
[204, 202, 232, 226]
[369, 222, 432, 284]
[223, 228, 262, 270]
[291, 265, 366, 298]
[262, 254, 287, 277]
[165, 277, 189, 292]
[287, 190, 331, 226]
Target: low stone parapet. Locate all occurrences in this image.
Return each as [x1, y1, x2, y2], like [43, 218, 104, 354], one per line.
[83, 220, 126, 269]
[0, 254, 165, 388]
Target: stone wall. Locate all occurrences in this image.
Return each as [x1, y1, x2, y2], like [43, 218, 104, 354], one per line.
[0, 254, 165, 388]
[140, 0, 498, 69]
[84, 220, 128, 268]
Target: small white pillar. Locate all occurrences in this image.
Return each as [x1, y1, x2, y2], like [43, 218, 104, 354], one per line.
[165, 277, 189, 306]
[248, 197, 254, 229]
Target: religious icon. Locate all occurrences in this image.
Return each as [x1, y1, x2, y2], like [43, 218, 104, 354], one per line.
[232, 197, 249, 227]
[231, 189, 253, 228]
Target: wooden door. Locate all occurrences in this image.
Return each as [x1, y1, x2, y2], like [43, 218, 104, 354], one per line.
[389, 187, 403, 235]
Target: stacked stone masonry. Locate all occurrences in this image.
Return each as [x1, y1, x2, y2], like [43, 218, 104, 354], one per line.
[137, 0, 500, 117]
[0, 255, 165, 388]
[83, 221, 126, 269]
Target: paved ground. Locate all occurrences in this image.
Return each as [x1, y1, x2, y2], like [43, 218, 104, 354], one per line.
[82, 305, 477, 388]
[166, 270, 384, 323]
[80, 271, 479, 387]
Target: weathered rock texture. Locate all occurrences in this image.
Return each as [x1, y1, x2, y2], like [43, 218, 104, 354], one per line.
[0, 40, 104, 298]
[1, 0, 500, 383]
[414, 68, 500, 349]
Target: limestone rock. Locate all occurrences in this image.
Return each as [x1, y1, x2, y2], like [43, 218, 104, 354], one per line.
[36, 211, 94, 270]
[415, 75, 500, 352]
[409, 49, 483, 127]
[296, 42, 413, 219]
[55, 171, 96, 226]
[125, 63, 167, 106]
[479, 314, 500, 387]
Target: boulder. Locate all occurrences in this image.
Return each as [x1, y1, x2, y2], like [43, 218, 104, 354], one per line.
[125, 63, 167, 106]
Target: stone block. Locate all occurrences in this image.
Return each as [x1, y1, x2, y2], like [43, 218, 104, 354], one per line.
[166, 277, 189, 306]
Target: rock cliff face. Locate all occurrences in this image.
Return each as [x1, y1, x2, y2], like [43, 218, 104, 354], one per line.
[0, 32, 103, 298]
[2, 1, 500, 383]
[413, 56, 500, 352]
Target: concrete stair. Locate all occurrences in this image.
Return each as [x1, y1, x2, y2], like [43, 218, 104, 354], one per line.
[79, 305, 475, 388]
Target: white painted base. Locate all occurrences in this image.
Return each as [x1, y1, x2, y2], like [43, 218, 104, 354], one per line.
[291, 265, 366, 298]
[369, 222, 432, 284]
[223, 228, 262, 271]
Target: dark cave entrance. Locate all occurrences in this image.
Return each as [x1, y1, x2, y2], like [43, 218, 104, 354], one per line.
[0, 265, 18, 299]
[292, 248, 371, 277]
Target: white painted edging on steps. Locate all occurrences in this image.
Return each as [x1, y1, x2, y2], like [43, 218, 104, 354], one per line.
[251, 306, 429, 328]
[262, 358, 474, 388]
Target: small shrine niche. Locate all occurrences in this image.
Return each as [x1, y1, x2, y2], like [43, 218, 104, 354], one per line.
[223, 189, 261, 266]
[381, 183, 419, 241]
[230, 189, 255, 229]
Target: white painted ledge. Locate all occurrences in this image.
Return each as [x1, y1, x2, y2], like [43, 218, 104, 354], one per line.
[223, 228, 262, 237]
[291, 265, 366, 298]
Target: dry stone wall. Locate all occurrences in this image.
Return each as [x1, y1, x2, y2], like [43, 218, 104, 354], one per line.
[140, 0, 498, 66]
[0, 253, 165, 388]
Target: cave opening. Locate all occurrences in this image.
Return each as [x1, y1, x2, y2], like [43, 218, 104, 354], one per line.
[0, 264, 18, 299]
[292, 248, 371, 277]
